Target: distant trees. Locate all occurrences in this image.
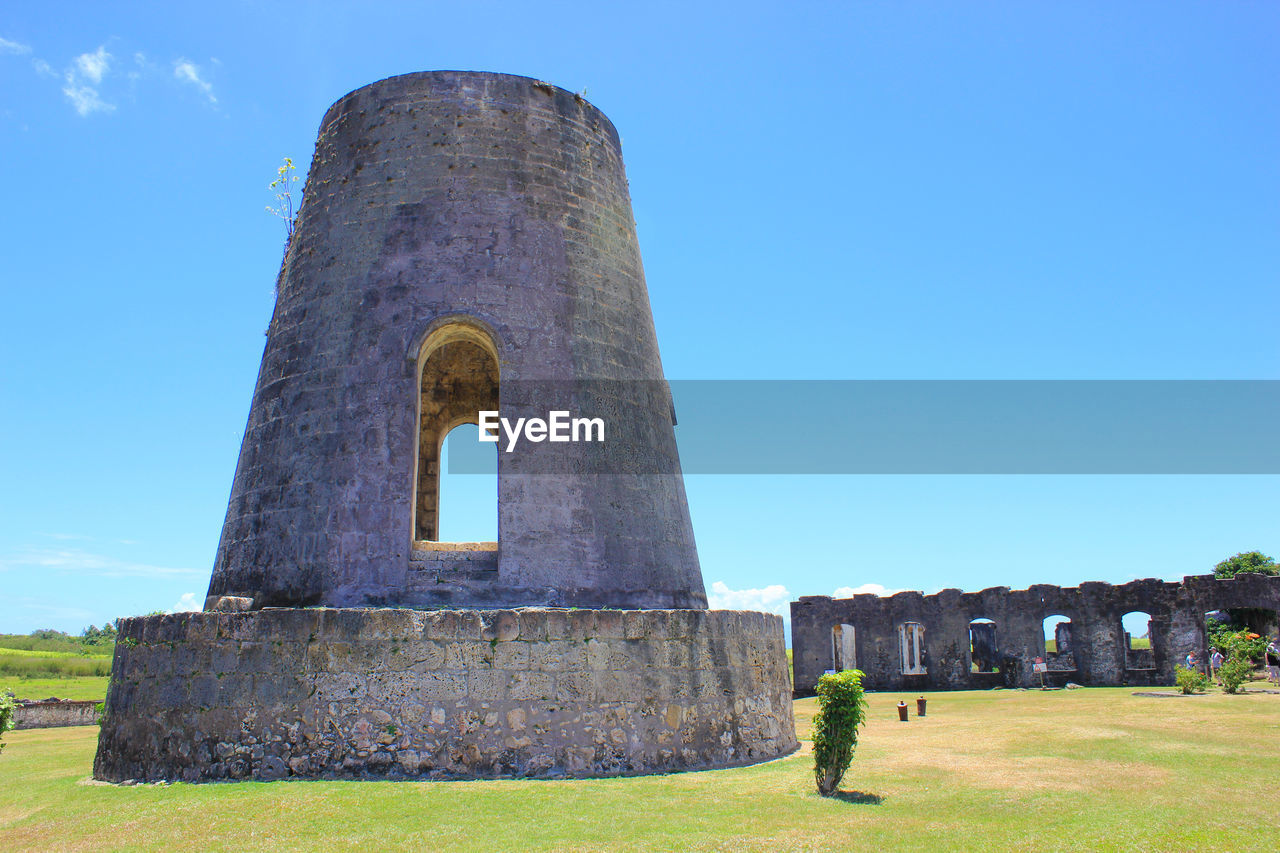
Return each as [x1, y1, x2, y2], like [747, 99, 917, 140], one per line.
[80, 622, 118, 646]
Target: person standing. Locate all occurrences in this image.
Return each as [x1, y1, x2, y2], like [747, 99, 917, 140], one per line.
[1209, 648, 1225, 685]
[1266, 638, 1280, 685]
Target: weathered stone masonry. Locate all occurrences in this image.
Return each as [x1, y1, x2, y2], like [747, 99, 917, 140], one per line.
[791, 573, 1280, 695]
[95, 608, 795, 782]
[12, 699, 98, 729]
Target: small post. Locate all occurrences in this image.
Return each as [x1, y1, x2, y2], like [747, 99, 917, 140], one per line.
[916, 695, 927, 716]
[897, 700, 909, 722]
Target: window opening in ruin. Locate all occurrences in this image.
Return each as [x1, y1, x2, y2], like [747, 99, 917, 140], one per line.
[414, 322, 500, 544]
[436, 423, 498, 542]
[1042, 614, 1074, 670]
[832, 623, 856, 672]
[1122, 611, 1155, 670]
[968, 618, 999, 673]
[898, 622, 926, 675]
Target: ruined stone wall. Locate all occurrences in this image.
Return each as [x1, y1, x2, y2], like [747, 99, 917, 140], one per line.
[94, 608, 797, 782]
[791, 573, 1280, 695]
[13, 699, 99, 729]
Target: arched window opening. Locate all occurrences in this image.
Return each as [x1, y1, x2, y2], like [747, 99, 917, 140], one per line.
[1122, 611, 1155, 670]
[436, 423, 497, 542]
[969, 618, 999, 673]
[898, 622, 926, 675]
[1042, 614, 1075, 671]
[832, 623, 856, 672]
[414, 323, 499, 544]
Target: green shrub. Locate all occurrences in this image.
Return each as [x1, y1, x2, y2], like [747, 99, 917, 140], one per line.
[0, 691, 15, 755]
[1220, 657, 1253, 694]
[812, 669, 867, 796]
[1174, 665, 1207, 694]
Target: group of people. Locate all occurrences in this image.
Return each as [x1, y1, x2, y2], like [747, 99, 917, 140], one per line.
[1186, 636, 1280, 686]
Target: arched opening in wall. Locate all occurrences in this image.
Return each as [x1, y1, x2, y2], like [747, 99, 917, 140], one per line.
[968, 618, 999, 673]
[436, 423, 498, 542]
[1122, 611, 1156, 671]
[1042, 614, 1075, 672]
[1205, 608, 1280, 684]
[414, 322, 500, 544]
[898, 622, 926, 675]
[831, 623, 856, 672]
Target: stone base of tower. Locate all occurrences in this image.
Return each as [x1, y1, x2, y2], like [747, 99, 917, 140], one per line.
[93, 608, 797, 782]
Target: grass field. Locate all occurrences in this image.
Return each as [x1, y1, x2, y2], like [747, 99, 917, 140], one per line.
[1, 676, 110, 702]
[0, 642, 113, 700]
[2, 687, 1278, 851]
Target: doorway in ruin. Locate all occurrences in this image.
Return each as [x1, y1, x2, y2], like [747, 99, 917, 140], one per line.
[1042, 614, 1075, 673]
[898, 622, 926, 675]
[436, 423, 498, 542]
[413, 321, 500, 544]
[832, 623, 856, 672]
[1122, 611, 1156, 672]
[968, 618, 999, 673]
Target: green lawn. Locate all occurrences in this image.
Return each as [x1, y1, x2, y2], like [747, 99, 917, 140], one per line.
[1, 675, 110, 702]
[2, 687, 1278, 851]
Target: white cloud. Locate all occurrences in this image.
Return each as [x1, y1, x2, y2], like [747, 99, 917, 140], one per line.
[832, 583, 908, 598]
[168, 592, 202, 613]
[60, 45, 115, 116]
[73, 45, 111, 83]
[62, 84, 114, 116]
[0, 36, 31, 55]
[707, 580, 791, 616]
[0, 547, 201, 578]
[173, 58, 216, 104]
[31, 58, 56, 78]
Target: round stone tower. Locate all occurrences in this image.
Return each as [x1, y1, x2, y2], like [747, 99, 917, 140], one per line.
[95, 73, 797, 783]
[208, 71, 705, 611]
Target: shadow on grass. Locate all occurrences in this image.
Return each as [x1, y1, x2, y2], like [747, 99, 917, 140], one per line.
[832, 790, 884, 805]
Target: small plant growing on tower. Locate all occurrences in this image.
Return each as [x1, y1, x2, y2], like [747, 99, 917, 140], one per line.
[812, 669, 867, 796]
[266, 157, 300, 243]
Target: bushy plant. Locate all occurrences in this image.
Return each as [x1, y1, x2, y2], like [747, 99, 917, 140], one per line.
[1220, 630, 1267, 664]
[1220, 657, 1254, 694]
[1174, 665, 1207, 694]
[812, 669, 867, 796]
[1213, 551, 1278, 579]
[0, 691, 15, 755]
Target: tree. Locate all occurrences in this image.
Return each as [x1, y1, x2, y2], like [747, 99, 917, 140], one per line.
[1213, 551, 1278, 579]
[80, 621, 118, 646]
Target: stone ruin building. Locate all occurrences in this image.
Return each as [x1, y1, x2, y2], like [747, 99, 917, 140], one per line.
[792, 572, 1280, 695]
[93, 71, 797, 782]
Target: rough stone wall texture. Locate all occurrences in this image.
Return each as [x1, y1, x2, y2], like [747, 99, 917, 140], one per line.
[94, 609, 797, 782]
[13, 700, 99, 729]
[791, 573, 1280, 694]
[208, 71, 703, 610]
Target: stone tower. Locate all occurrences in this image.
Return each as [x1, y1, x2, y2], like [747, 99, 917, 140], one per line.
[95, 73, 796, 783]
[207, 70, 704, 611]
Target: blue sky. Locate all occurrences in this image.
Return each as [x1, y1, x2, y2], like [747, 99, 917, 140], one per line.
[0, 2, 1276, 637]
